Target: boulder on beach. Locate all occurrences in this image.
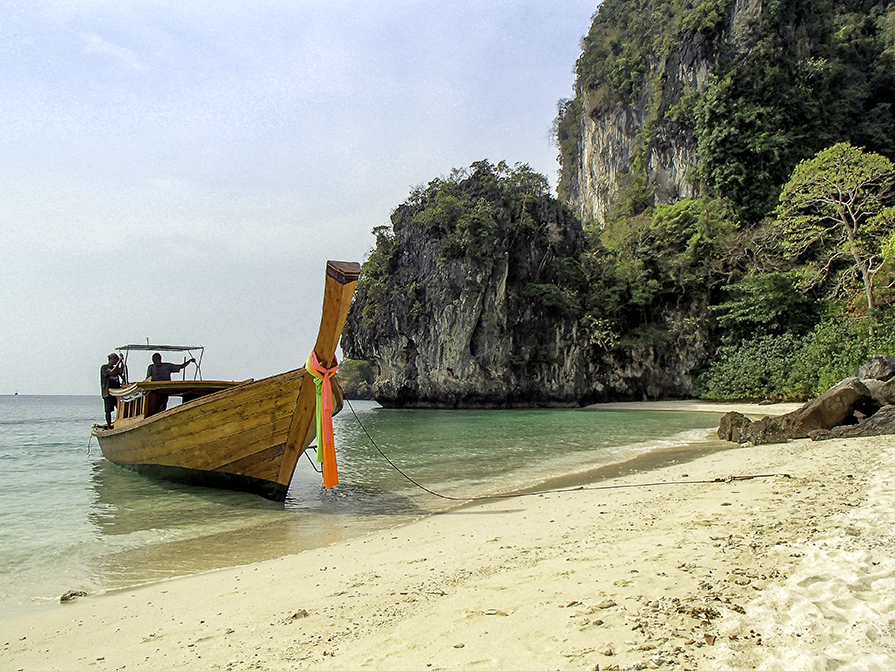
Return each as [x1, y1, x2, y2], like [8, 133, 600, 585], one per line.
[745, 416, 789, 445]
[717, 355, 895, 445]
[717, 411, 751, 442]
[781, 377, 878, 439]
[809, 405, 895, 440]
[717, 412, 787, 445]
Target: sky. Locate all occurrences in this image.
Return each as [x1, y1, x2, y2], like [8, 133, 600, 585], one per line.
[0, 0, 597, 396]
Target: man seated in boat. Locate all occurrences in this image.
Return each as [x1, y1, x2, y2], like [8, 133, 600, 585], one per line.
[100, 353, 125, 428]
[145, 353, 197, 411]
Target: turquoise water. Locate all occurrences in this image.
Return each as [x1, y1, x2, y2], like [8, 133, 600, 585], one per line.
[0, 394, 723, 615]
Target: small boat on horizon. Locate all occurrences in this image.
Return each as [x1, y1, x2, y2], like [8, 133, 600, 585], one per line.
[91, 260, 360, 501]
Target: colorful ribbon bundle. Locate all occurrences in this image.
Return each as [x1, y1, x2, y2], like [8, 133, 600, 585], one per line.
[306, 351, 339, 489]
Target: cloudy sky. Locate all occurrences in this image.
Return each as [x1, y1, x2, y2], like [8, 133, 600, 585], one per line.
[1, 0, 596, 396]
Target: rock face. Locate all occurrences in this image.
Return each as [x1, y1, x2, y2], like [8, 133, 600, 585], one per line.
[866, 379, 895, 406]
[568, 0, 763, 225]
[341, 167, 713, 408]
[718, 356, 895, 444]
[856, 354, 895, 384]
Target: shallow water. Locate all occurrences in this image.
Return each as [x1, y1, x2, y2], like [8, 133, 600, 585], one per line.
[0, 394, 723, 614]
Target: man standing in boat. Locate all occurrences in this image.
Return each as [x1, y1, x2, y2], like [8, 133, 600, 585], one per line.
[146, 353, 196, 411]
[146, 352, 196, 382]
[100, 353, 124, 428]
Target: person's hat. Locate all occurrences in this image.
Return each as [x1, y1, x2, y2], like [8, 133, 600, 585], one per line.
[109, 353, 120, 360]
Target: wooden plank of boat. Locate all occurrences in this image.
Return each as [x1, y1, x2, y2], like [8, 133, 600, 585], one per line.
[98, 370, 304, 465]
[110, 380, 246, 396]
[93, 260, 360, 501]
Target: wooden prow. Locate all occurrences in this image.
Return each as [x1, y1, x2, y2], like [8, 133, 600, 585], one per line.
[278, 260, 361, 487]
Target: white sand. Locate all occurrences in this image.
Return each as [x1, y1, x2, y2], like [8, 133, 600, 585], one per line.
[4, 401, 894, 670]
[589, 399, 805, 417]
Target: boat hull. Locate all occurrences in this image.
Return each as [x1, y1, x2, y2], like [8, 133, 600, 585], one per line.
[109, 461, 292, 500]
[94, 368, 338, 501]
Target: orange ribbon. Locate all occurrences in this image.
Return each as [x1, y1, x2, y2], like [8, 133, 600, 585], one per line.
[307, 351, 339, 489]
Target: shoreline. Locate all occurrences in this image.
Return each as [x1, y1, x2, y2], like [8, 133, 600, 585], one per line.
[584, 398, 804, 416]
[496, 400, 803, 499]
[0, 400, 750, 618]
[7, 401, 892, 670]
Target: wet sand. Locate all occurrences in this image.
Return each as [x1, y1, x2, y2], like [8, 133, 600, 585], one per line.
[5, 401, 893, 670]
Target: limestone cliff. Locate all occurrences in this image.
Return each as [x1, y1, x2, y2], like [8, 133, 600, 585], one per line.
[341, 162, 712, 407]
[343, 0, 895, 407]
[568, 0, 763, 224]
[342, 164, 586, 407]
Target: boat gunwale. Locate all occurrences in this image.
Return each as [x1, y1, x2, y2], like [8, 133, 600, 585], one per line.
[110, 379, 249, 397]
[93, 367, 308, 439]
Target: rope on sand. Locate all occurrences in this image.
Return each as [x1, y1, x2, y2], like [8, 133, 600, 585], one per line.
[344, 399, 791, 502]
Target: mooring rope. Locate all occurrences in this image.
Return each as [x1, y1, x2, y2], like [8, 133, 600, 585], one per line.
[344, 399, 790, 502]
[303, 445, 323, 473]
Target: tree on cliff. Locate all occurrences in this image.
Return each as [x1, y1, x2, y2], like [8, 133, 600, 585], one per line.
[775, 142, 895, 324]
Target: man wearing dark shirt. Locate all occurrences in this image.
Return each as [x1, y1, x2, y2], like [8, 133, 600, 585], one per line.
[100, 353, 124, 428]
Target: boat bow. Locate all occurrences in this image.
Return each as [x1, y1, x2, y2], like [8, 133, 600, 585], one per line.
[279, 260, 360, 488]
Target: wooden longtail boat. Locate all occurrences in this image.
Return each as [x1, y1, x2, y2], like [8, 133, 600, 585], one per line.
[91, 260, 360, 501]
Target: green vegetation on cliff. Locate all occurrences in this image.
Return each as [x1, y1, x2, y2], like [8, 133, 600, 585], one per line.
[352, 160, 573, 331]
[575, 0, 730, 111]
[582, 195, 737, 348]
[694, 1, 895, 221]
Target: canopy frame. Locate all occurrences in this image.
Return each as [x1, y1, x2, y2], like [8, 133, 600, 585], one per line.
[115, 345, 205, 383]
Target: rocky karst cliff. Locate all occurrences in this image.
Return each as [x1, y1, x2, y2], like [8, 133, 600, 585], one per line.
[341, 162, 713, 407]
[567, 0, 763, 224]
[565, 0, 895, 225]
[342, 164, 587, 407]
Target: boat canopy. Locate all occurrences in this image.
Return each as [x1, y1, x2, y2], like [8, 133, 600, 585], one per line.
[114, 344, 205, 383]
[116, 344, 203, 352]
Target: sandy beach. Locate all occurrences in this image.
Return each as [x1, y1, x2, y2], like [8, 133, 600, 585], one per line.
[4, 401, 895, 670]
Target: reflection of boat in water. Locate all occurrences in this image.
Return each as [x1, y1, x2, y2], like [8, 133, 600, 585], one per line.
[91, 260, 360, 501]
